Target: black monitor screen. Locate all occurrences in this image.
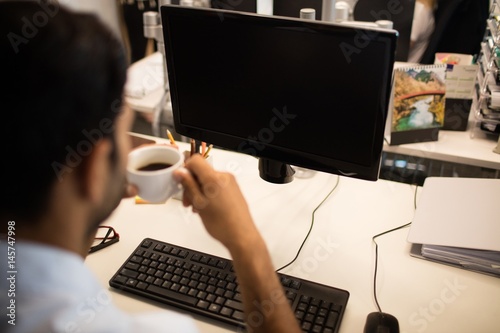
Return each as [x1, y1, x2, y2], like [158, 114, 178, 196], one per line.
[161, 6, 397, 181]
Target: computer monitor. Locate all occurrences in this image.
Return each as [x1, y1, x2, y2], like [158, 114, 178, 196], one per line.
[161, 6, 397, 183]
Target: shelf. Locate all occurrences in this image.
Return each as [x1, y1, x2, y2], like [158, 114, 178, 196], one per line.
[473, 2, 500, 131]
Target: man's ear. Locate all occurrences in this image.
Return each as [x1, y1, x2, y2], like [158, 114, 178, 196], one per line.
[79, 138, 113, 204]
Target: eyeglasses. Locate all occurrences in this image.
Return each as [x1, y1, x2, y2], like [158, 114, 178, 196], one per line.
[89, 226, 119, 254]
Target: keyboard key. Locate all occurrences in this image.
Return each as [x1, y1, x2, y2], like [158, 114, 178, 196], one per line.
[297, 302, 308, 312]
[300, 295, 311, 303]
[208, 304, 221, 313]
[310, 298, 321, 307]
[200, 256, 209, 264]
[225, 299, 244, 311]
[216, 260, 227, 269]
[315, 316, 325, 325]
[130, 256, 142, 264]
[232, 310, 244, 321]
[325, 311, 339, 328]
[281, 276, 291, 287]
[197, 300, 209, 309]
[120, 269, 138, 279]
[126, 279, 137, 287]
[114, 275, 127, 284]
[308, 305, 318, 314]
[305, 313, 315, 322]
[220, 306, 233, 317]
[146, 285, 197, 306]
[137, 282, 148, 290]
[318, 307, 329, 317]
[295, 310, 305, 320]
[290, 280, 301, 290]
[302, 322, 312, 331]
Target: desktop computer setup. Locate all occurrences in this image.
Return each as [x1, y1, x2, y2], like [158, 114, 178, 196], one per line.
[111, 5, 399, 333]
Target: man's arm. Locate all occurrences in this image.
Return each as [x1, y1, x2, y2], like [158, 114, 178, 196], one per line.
[173, 155, 301, 333]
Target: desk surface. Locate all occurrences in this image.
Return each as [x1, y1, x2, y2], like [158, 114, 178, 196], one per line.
[86, 136, 500, 333]
[383, 121, 500, 171]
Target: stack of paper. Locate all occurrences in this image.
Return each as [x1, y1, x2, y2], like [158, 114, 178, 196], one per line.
[421, 245, 500, 277]
[407, 177, 500, 278]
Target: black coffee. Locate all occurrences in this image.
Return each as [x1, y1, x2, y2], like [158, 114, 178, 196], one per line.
[137, 163, 172, 171]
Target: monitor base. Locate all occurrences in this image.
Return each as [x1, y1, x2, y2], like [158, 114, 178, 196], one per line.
[258, 158, 295, 184]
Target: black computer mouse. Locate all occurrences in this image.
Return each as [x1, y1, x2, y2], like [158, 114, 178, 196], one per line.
[363, 312, 400, 333]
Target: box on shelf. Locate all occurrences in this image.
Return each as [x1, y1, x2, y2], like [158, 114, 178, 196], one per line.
[434, 53, 478, 131]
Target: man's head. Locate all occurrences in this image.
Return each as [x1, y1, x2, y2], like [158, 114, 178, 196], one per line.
[0, 1, 133, 251]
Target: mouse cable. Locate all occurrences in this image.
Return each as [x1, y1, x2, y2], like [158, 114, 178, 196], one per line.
[276, 175, 340, 273]
[372, 184, 419, 313]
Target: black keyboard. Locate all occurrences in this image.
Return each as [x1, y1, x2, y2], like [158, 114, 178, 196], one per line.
[109, 238, 349, 333]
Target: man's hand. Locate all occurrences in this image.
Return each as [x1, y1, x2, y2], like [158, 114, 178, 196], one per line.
[173, 154, 301, 333]
[173, 154, 257, 251]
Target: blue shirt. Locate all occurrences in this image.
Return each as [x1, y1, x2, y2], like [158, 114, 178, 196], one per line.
[0, 240, 199, 333]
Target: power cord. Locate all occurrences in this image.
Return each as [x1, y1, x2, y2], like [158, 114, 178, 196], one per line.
[276, 175, 341, 272]
[371, 184, 419, 312]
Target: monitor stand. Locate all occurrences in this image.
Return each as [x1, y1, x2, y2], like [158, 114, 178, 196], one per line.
[258, 158, 295, 184]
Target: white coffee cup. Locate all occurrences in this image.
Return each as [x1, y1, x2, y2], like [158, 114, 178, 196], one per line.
[127, 145, 185, 203]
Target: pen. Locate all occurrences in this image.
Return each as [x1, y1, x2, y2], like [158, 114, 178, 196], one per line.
[203, 144, 213, 158]
[190, 138, 196, 156]
[201, 141, 207, 156]
[166, 129, 176, 145]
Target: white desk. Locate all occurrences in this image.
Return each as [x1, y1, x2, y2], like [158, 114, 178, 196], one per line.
[384, 120, 500, 171]
[86, 136, 500, 333]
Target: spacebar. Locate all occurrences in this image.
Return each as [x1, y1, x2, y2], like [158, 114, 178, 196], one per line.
[146, 285, 198, 306]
